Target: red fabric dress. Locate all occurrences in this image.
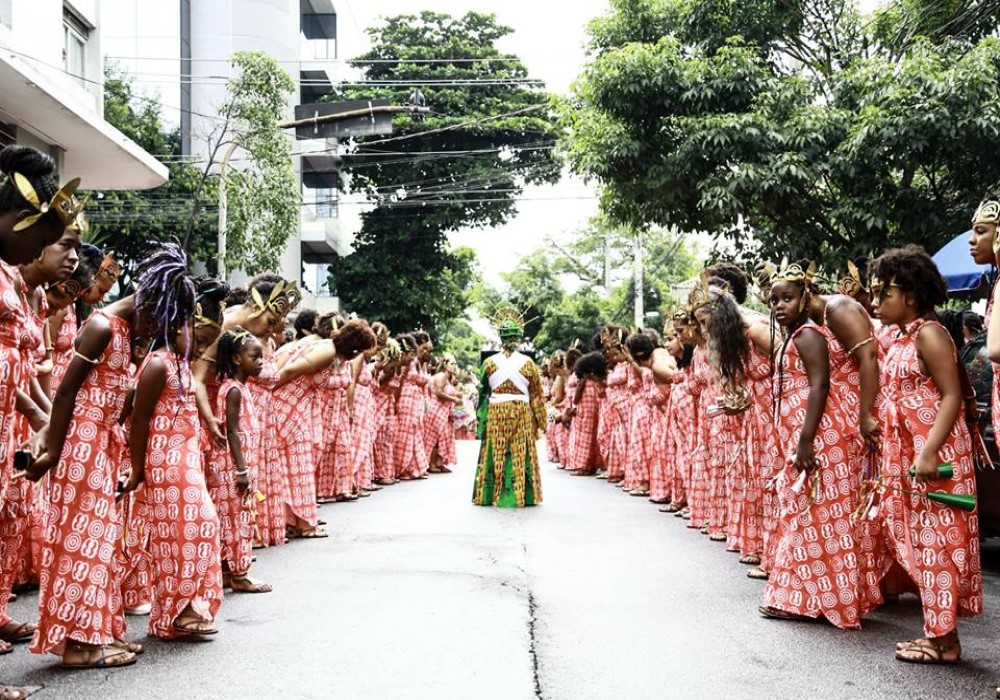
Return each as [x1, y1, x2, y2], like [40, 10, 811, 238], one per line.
[647, 373, 671, 501]
[601, 363, 630, 480]
[117, 420, 153, 614]
[565, 375, 603, 474]
[48, 305, 76, 398]
[879, 318, 982, 637]
[271, 342, 319, 527]
[31, 310, 129, 654]
[139, 352, 222, 638]
[394, 360, 429, 479]
[667, 369, 693, 505]
[741, 341, 772, 562]
[373, 373, 398, 483]
[207, 379, 259, 577]
[248, 357, 286, 546]
[624, 367, 653, 490]
[316, 361, 354, 498]
[761, 324, 868, 629]
[11, 291, 46, 588]
[352, 361, 379, 490]
[547, 375, 570, 465]
[424, 379, 457, 468]
[686, 349, 713, 528]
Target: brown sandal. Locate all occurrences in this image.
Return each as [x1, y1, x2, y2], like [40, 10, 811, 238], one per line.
[894, 638, 961, 665]
[746, 567, 769, 580]
[758, 606, 815, 622]
[173, 616, 218, 636]
[230, 575, 273, 594]
[0, 621, 35, 644]
[62, 644, 137, 669]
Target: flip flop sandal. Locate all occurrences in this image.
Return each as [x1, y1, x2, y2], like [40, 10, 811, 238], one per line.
[172, 618, 219, 636]
[758, 606, 815, 622]
[62, 646, 137, 669]
[111, 640, 145, 655]
[0, 685, 26, 700]
[630, 490, 650, 497]
[894, 639, 961, 665]
[709, 533, 727, 541]
[746, 567, 769, 580]
[739, 555, 762, 566]
[291, 528, 329, 539]
[230, 576, 273, 594]
[0, 622, 36, 644]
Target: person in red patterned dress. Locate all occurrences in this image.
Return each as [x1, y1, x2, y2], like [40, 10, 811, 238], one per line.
[545, 350, 569, 467]
[208, 328, 271, 594]
[622, 332, 662, 497]
[660, 320, 694, 513]
[351, 342, 382, 493]
[394, 334, 431, 481]
[870, 247, 982, 664]
[124, 245, 223, 640]
[372, 327, 402, 487]
[598, 326, 631, 484]
[425, 353, 461, 474]
[757, 259, 869, 629]
[564, 350, 607, 475]
[10, 227, 84, 591]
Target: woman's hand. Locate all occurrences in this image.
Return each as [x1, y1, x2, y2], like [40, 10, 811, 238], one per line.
[793, 438, 816, 473]
[236, 473, 250, 492]
[859, 412, 881, 446]
[912, 449, 941, 481]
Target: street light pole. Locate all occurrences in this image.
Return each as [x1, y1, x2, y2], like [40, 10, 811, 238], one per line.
[633, 230, 644, 329]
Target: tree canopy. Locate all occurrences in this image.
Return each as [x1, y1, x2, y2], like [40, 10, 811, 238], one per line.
[563, 0, 1000, 267]
[329, 11, 560, 336]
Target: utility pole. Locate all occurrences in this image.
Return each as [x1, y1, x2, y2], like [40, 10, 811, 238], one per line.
[633, 229, 644, 329]
[217, 141, 240, 281]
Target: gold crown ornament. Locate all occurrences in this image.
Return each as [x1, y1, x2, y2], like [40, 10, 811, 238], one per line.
[248, 280, 288, 319]
[837, 260, 863, 298]
[972, 199, 1000, 227]
[96, 253, 121, 284]
[10, 173, 88, 232]
[490, 304, 528, 339]
[599, 324, 627, 350]
[194, 302, 222, 330]
[772, 257, 817, 285]
[868, 275, 901, 301]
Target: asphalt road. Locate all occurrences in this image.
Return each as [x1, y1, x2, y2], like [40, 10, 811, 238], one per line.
[2, 439, 1000, 700]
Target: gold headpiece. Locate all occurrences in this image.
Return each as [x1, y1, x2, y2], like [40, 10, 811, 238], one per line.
[97, 253, 121, 283]
[772, 257, 817, 285]
[569, 338, 581, 351]
[972, 200, 1000, 227]
[837, 260, 863, 298]
[599, 325, 626, 350]
[686, 271, 716, 314]
[194, 303, 222, 330]
[491, 304, 527, 338]
[868, 275, 901, 299]
[273, 280, 301, 317]
[11, 174, 87, 232]
[248, 280, 288, 319]
[380, 337, 402, 362]
[230, 329, 253, 346]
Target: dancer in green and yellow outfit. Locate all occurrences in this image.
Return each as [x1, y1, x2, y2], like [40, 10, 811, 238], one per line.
[472, 311, 546, 507]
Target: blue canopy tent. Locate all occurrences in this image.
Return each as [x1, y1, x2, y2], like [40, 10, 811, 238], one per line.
[933, 230, 993, 297]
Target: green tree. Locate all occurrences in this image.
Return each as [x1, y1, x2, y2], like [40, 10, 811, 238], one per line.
[330, 11, 560, 336]
[186, 51, 297, 276]
[562, 0, 1000, 268]
[86, 65, 217, 286]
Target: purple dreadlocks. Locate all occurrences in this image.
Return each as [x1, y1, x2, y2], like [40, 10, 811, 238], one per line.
[134, 243, 196, 360]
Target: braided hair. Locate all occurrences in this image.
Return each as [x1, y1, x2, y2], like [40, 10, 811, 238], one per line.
[0, 146, 59, 217]
[134, 243, 196, 359]
[216, 327, 255, 381]
[294, 310, 318, 339]
[195, 276, 229, 326]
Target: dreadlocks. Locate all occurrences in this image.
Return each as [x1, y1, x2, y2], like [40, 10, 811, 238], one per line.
[134, 243, 196, 359]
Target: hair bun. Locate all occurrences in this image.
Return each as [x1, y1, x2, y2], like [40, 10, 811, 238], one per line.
[0, 145, 56, 179]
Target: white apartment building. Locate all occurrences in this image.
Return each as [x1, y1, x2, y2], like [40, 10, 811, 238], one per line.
[0, 0, 166, 188]
[180, 0, 362, 311]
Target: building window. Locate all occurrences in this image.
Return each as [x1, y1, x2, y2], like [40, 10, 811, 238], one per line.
[63, 8, 89, 85]
[313, 187, 338, 219]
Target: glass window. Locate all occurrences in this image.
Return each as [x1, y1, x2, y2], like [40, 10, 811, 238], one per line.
[63, 9, 89, 85]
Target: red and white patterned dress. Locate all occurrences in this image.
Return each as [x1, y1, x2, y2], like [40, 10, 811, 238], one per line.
[424, 379, 457, 468]
[48, 305, 77, 398]
[623, 366, 653, 490]
[879, 318, 982, 637]
[646, 370, 671, 500]
[271, 341, 319, 526]
[352, 361, 379, 490]
[685, 349, 713, 528]
[373, 373, 398, 483]
[565, 374, 603, 474]
[248, 357, 286, 546]
[140, 352, 222, 638]
[761, 323, 868, 629]
[600, 362, 630, 480]
[667, 368, 693, 505]
[316, 361, 354, 498]
[741, 340, 772, 562]
[207, 378, 259, 577]
[394, 360, 429, 479]
[31, 310, 130, 654]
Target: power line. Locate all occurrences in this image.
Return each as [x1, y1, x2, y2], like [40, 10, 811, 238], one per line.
[107, 54, 525, 65]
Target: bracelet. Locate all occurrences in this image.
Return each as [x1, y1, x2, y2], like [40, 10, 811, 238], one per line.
[846, 336, 874, 355]
[234, 469, 249, 476]
[74, 350, 99, 364]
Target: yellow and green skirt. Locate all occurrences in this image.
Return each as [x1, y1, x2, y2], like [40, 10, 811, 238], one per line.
[472, 401, 543, 507]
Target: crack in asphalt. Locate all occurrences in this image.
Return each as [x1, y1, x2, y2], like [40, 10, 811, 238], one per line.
[526, 588, 543, 700]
